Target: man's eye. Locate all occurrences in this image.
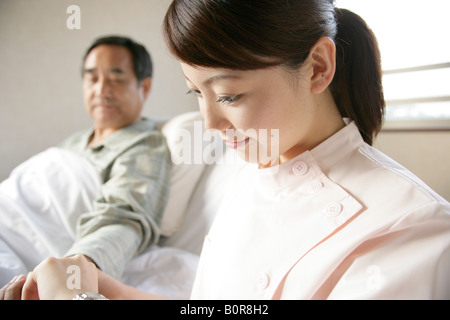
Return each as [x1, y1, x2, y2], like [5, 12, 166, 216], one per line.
[186, 89, 201, 96]
[110, 77, 126, 83]
[85, 77, 97, 83]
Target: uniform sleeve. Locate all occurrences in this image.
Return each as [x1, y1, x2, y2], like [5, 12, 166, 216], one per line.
[65, 133, 171, 278]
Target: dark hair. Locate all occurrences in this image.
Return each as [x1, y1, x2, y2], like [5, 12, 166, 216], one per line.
[163, 0, 385, 145]
[82, 35, 153, 82]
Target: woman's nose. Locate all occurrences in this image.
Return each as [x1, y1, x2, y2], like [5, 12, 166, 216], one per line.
[200, 99, 231, 132]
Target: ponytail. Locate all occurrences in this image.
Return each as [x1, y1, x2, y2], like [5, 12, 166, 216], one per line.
[330, 8, 385, 145]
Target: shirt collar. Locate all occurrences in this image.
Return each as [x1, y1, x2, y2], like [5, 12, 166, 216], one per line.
[86, 118, 155, 151]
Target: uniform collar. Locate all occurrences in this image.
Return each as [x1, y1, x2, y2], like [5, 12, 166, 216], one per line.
[310, 119, 365, 173]
[255, 120, 365, 190]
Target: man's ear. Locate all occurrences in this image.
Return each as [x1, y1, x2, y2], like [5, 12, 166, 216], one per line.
[309, 37, 336, 94]
[140, 77, 152, 100]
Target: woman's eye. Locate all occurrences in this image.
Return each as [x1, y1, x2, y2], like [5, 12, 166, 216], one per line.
[217, 95, 240, 104]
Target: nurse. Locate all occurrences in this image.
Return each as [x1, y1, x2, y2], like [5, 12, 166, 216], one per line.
[4, 0, 450, 299]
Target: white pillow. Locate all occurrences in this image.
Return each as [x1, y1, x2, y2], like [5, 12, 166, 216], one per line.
[159, 112, 207, 236]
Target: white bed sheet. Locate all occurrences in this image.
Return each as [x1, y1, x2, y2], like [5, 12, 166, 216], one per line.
[0, 147, 198, 299]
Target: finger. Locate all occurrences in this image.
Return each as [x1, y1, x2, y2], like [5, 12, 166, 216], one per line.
[0, 277, 16, 300]
[21, 272, 39, 300]
[0, 275, 26, 300]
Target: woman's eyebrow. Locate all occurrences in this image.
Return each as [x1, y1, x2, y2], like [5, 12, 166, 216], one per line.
[202, 74, 242, 86]
[184, 73, 242, 86]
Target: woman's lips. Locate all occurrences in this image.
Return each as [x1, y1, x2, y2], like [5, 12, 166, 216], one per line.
[223, 137, 250, 149]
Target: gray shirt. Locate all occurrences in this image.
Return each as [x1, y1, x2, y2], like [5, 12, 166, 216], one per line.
[59, 119, 171, 278]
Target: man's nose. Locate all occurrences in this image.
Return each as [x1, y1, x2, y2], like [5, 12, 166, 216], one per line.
[94, 77, 112, 97]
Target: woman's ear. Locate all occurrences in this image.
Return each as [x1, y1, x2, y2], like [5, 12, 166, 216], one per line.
[309, 37, 336, 94]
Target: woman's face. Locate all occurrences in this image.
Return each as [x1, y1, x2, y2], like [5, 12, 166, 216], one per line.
[181, 63, 333, 166]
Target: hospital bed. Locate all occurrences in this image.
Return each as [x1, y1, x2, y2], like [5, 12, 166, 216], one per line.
[0, 111, 245, 299]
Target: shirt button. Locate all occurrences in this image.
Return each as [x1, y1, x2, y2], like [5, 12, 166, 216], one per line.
[256, 272, 270, 290]
[306, 180, 323, 194]
[292, 161, 308, 176]
[324, 202, 342, 217]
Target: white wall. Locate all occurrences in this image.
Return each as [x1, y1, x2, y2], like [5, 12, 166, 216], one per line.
[375, 131, 450, 201]
[0, 0, 197, 180]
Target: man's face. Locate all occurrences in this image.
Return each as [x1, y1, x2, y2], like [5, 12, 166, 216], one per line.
[82, 44, 151, 130]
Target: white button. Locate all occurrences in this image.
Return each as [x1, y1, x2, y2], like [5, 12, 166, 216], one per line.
[256, 272, 270, 290]
[292, 161, 308, 176]
[306, 180, 323, 194]
[324, 202, 342, 217]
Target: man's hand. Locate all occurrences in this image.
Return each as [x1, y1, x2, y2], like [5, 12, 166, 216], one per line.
[22, 254, 99, 300]
[0, 275, 27, 300]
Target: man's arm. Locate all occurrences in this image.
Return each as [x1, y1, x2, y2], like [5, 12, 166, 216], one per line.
[65, 132, 171, 278]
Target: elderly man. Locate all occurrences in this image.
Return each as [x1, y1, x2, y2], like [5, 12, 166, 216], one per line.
[0, 36, 171, 286]
[59, 36, 171, 278]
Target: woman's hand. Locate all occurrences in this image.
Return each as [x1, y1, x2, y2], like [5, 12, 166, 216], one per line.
[1, 254, 166, 300]
[22, 254, 99, 300]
